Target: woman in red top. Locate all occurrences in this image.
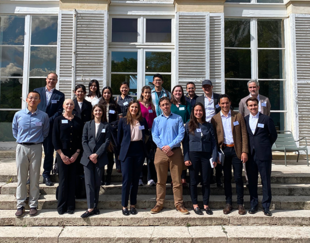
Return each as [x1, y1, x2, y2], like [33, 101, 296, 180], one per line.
[138, 86, 157, 186]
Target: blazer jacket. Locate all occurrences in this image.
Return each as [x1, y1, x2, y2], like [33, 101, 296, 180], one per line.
[183, 122, 218, 162]
[72, 98, 92, 124]
[81, 120, 111, 167]
[196, 92, 221, 114]
[211, 110, 249, 159]
[117, 117, 149, 162]
[239, 94, 271, 117]
[245, 113, 277, 161]
[34, 87, 65, 124]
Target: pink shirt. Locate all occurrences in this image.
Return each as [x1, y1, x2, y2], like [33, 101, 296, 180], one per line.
[139, 102, 156, 129]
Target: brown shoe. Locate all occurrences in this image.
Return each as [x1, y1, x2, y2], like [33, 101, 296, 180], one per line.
[223, 204, 232, 214]
[15, 207, 25, 218]
[238, 205, 246, 215]
[29, 208, 38, 217]
[176, 205, 189, 215]
[150, 205, 163, 214]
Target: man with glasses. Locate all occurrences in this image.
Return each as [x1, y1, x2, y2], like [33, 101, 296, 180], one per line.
[151, 74, 171, 116]
[185, 82, 198, 110]
[35, 72, 65, 186]
[12, 91, 50, 217]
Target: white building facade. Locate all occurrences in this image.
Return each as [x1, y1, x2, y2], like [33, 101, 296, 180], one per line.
[0, 0, 309, 148]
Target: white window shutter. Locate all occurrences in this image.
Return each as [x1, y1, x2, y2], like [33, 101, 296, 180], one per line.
[75, 11, 106, 87]
[295, 15, 310, 146]
[57, 11, 74, 99]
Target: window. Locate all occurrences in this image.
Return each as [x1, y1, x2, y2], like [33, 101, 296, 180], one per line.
[110, 17, 173, 97]
[0, 15, 57, 141]
[225, 18, 285, 130]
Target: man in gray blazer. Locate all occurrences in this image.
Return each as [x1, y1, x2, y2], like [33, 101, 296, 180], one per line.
[239, 80, 271, 117]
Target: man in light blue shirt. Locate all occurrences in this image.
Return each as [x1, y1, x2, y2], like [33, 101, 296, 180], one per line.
[150, 97, 189, 215]
[12, 91, 49, 218]
[151, 74, 171, 116]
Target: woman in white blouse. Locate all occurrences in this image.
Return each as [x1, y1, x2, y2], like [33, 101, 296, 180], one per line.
[85, 80, 101, 106]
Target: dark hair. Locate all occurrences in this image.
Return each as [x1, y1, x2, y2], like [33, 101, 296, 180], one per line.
[91, 104, 107, 123]
[218, 94, 231, 103]
[246, 97, 259, 106]
[138, 86, 155, 111]
[87, 79, 101, 98]
[159, 96, 171, 105]
[28, 91, 41, 99]
[120, 82, 129, 88]
[188, 103, 206, 134]
[100, 86, 115, 103]
[74, 84, 86, 93]
[126, 101, 143, 125]
[171, 85, 187, 106]
[186, 82, 195, 88]
[99, 86, 119, 116]
[153, 74, 163, 81]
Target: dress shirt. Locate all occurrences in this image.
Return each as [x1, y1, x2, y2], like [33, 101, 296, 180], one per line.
[12, 108, 50, 143]
[250, 94, 264, 113]
[249, 112, 259, 134]
[95, 122, 100, 137]
[85, 96, 100, 107]
[45, 87, 54, 105]
[221, 110, 234, 145]
[78, 102, 83, 110]
[151, 87, 171, 116]
[204, 93, 216, 122]
[106, 103, 110, 123]
[151, 113, 185, 149]
[117, 95, 134, 117]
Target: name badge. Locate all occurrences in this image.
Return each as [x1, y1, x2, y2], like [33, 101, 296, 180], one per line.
[51, 100, 58, 104]
[123, 101, 129, 106]
[62, 120, 68, 124]
[216, 104, 220, 108]
[233, 121, 239, 126]
[109, 110, 115, 114]
[149, 109, 153, 113]
[139, 125, 145, 130]
[261, 102, 267, 107]
[196, 128, 201, 133]
[35, 122, 42, 126]
[258, 123, 264, 128]
[179, 107, 185, 111]
[101, 128, 106, 133]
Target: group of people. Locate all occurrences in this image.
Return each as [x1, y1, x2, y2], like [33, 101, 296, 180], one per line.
[12, 72, 277, 219]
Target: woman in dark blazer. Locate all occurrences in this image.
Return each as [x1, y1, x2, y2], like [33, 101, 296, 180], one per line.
[183, 102, 218, 215]
[98, 86, 121, 184]
[53, 99, 83, 215]
[80, 104, 111, 218]
[73, 84, 92, 124]
[117, 101, 148, 215]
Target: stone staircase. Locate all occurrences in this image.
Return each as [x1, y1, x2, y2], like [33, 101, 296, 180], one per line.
[0, 156, 310, 242]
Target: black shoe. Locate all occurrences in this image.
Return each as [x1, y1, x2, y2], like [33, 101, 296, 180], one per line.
[204, 207, 213, 215]
[122, 208, 130, 216]
[130, 207, 137, 215]
[81, 210, 95, 218]
[94, 208, 100, 215]
[67, 209, 74, 214]
[263, 208, 272, 217]
[43, 177, 54, 186]
[193, 207, 203, 215]
[248, 207, 258, 214]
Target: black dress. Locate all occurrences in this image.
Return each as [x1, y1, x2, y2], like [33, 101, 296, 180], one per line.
[52, 115, 83, 214]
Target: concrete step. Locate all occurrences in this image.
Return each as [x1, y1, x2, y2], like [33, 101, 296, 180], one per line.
[1, 209, 310, 227]
[0, 194, 309, 210]
[2, 182, 310, 197]
[0, 225, 309, 242]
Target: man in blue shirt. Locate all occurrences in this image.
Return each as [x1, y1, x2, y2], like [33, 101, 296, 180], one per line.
[12, 91, 50, 217]
[151, 74, 171, 116]
[151, 97, 188, 215]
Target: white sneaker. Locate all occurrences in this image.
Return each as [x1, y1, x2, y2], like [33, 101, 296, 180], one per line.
[138, 179, 144, 186]
[147, 179, 156, 186]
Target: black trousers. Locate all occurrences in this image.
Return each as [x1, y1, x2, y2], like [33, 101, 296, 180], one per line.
[102, 152, 114, 184]
[147, 139, 157, 181]
[121, 141, 145, 207]
[57, 151, 77, 214]
[188, 151, 212, 205]
[43, 128, 54, 178]
[246, 151, 272, 210]
[210, 163, 222, 184]
[222, 146, 244, 205]
[84, 162, 104, 209]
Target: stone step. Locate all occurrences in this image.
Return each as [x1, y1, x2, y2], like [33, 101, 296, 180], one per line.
[0, 194, 309, 210]
[0, 225, 309, 242]
[2, 182, 310, 197]
[1, 209, 310, 227]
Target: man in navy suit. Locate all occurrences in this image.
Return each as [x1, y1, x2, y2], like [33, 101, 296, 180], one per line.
[34, 72, 65, 186]
[244, 97, 277, 216]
